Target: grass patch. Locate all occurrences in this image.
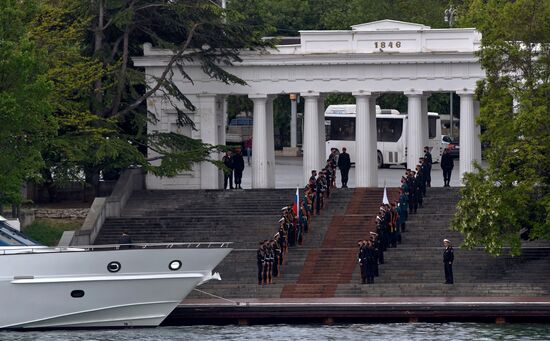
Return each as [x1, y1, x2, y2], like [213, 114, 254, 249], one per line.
[23, 218, 83, 246]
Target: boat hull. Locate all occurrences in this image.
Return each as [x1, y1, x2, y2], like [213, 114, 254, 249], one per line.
[0, 247, 231, 329]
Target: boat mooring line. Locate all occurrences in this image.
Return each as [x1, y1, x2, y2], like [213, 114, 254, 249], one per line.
[192, 288, 240, 305]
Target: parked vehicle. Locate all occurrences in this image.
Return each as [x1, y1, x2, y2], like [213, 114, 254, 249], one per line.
[325, 104, 442, 168]
[442, 135, 459, 158]
[226, 115, 252, 146]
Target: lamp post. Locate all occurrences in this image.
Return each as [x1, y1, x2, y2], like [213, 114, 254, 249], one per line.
[444, 5, 457, 137]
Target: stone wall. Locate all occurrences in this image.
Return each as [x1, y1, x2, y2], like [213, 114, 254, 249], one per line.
[35, 208, 89, 219]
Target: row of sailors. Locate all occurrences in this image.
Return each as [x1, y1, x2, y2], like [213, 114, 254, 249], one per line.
[358, 147, 432, 284]
[358, 201, 408, 284]
[257, 160, 337, 285]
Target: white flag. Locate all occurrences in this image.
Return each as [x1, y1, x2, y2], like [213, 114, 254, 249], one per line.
[382, 186, 389, 205]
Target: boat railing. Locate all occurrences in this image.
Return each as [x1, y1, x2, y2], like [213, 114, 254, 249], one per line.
[0, 242, 233, 255]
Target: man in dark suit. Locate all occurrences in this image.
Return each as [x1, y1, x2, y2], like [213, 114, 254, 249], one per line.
[441, 148, 454, 187]
[424, 146, 433, 187]
[337, 147, 351, 188]
[232, 148, 245, 189]
[222, 151, 234, 189]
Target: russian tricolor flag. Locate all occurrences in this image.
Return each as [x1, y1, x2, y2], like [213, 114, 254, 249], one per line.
[292, 187, 300, 219]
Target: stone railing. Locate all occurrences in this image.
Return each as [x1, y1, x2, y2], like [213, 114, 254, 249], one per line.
[71, 168, 145, 246]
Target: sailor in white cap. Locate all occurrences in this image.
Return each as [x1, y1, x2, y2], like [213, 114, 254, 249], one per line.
[443, 238, 454, 284]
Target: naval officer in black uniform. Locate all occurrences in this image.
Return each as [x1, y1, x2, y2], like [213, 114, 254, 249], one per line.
[443, 238, 454, 284]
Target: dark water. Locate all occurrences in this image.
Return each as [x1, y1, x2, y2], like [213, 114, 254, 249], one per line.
[1, 324, 550, 341]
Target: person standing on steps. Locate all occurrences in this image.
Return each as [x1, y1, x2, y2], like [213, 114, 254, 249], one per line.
[232, 148, 245, 189]
[337, 147, 351, 188]
[244, 137, 252, 166]
[118, 230, 133, 249]
[256, 241, 265, 285]
[365, 239, 376, 284]
[441, 148, 454, 187]
[357, 240, 367, 284]
[424, 146, 433, 187]
[222, 150, 234, 190]
[443, 238, 454, 284]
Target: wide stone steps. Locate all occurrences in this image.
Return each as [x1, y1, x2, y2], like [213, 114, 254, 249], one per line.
[96, 187, 356, 299]
[95, 185, 550, 300]
[335, 282, 550, 297]
[280, 188, 400, 298]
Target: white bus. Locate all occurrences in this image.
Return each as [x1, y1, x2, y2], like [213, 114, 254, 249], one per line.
[324, 104, 442, 168]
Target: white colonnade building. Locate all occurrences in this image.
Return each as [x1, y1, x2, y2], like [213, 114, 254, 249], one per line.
[133, 20, 484, 190]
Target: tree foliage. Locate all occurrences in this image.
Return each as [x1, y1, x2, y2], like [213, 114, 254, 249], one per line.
[0, 0, 56, 205]
[452, 0, 550, 255]
[228, 0, 458, 35]
[24, 0, 268, 200]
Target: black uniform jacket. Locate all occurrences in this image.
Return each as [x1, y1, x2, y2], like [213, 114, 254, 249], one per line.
[443, 246, 454, 263]
[338, 152, 351, 170]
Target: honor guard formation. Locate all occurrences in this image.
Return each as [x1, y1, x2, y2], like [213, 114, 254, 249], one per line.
[257, 157, 338, 285]
[357, 146, 454, 285]
[256, 145, 454, 286]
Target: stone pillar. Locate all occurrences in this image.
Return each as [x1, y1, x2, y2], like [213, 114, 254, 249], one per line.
[290, 94, 298, 148]
[473, 100, 482, 165]
[458, 91, 476, 180]
[302, 93, 320, 184]
[221, 96, 228, 145]
[250, 95, 269, 188]
[216, 95, 227, 189]
[199, 94, 221, 189]
[266, 96, 276, 188]
[406, 92, 423, 169]
[421, 94, 430, 147]
[318, 95, 326, 169]
[353, 92, 377, 187]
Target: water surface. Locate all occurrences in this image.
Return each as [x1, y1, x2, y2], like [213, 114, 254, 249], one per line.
[1, 323, 549, 341]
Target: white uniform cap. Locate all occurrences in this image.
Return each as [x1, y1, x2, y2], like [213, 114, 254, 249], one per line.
[443, 239, 451, 243]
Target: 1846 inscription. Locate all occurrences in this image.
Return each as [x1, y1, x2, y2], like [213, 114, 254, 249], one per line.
[374, 41, 402, 49]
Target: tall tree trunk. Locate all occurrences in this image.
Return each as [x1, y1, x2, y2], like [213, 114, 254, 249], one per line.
[111, 27, 130, 116]
[93, 0, 104, 115]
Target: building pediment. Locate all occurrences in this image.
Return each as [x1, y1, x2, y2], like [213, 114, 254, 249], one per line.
[351, 20, 430, 31]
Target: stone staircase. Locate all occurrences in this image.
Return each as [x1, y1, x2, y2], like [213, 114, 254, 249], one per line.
[280, 188, 399, 298]
[339, 187, 550, 297]
[94, 186, 550, 299]
[94, 188, 355, 299]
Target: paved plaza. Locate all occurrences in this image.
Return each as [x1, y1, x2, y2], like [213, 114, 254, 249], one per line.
[239, 156, 465, 189]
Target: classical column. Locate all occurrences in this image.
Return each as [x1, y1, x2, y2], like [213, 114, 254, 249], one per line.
[199, 94, 221, 189]
[290, 94, 298, 148]
[318, 95, 326, 169]
[421, 94, 430, 147]
[250, 94, 269, 188]
[302, 93, 320, 183]
[221, 96, 228, 145]
[473, 100, 482, 165]
[353, 92, 377, 187]
[217, 95, 227, 189]
[406, 92, 423, 169]
[266, 96, 276, 188]
[458, 91, 476, 180]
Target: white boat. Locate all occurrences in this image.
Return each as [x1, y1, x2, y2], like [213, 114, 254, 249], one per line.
[0, 217, 231, 329]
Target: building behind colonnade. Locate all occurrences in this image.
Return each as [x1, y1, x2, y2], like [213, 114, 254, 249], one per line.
[132, 19, 484, 190]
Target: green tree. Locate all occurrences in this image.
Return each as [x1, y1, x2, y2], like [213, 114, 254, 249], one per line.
[0, 0, 56, 207]
[29, 0, 268, 198]
[452, 0, 550, 255]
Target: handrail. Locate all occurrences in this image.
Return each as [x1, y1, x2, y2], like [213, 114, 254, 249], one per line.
[0, 242, 233, 255]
